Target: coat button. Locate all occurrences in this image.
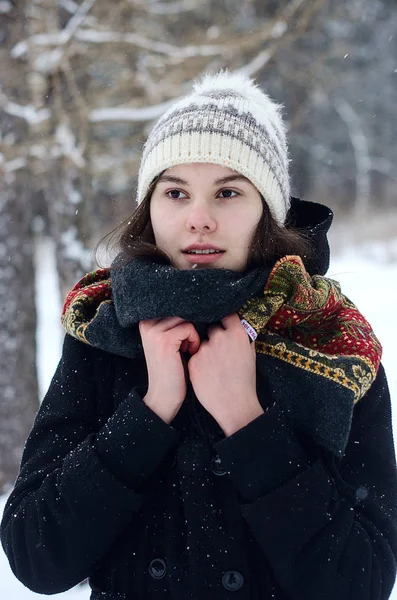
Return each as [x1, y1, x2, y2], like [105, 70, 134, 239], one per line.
[148, 558, 167, 579]
[211, 455, 227, 476]
[222, 570, 244, 591]
[355, 486, 369, 502]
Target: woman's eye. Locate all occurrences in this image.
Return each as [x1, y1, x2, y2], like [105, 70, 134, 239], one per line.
[164, 188, 238, 200]
[219, 189, 238, 198]
[166, 189, 187, 200]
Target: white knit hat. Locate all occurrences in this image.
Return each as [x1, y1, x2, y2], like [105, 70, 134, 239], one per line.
[137, 70, 291, 225]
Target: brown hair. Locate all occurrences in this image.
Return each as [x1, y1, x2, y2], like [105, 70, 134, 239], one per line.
[95, 173, 313, 270]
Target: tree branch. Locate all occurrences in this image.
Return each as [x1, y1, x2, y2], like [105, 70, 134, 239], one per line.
[133, 0, 199, 15]
[0, 89, 51, 124]
[59, 0, 79, 14]
[89, 98, 178, 123]
[13, 0, 98, 72]
[63, 0, 98, 41]
[12, 0, 320, 67]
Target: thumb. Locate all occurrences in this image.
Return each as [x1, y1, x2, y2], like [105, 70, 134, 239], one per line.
[187, 327, 201, 355]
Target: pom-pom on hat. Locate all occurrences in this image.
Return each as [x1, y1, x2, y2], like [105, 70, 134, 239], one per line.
[137, 70, 291, 225]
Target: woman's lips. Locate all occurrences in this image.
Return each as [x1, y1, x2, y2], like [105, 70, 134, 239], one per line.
[182, 251, 225, 264]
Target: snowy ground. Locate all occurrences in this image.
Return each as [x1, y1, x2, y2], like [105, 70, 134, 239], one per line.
[1, 235, 396, 599]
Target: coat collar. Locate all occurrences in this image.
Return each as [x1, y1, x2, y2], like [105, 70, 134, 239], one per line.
[288, 197, 333, 276]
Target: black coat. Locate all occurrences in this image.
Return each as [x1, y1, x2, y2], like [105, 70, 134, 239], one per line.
[2, 200, 397, 600]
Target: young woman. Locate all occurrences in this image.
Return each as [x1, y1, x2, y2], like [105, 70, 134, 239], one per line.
[2, 71, 397, 600]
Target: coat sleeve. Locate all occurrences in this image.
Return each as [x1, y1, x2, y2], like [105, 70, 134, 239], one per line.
[0, 334, 181, 595]
[214, 364, 397, 600]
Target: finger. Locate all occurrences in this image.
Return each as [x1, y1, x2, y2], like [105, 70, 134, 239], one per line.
[170, 322, 199, 353]
[138, 318, 162, 336]
[160, 316, 191, 332]
[185, 326, 201, 355]
[141, 316, 187, 332]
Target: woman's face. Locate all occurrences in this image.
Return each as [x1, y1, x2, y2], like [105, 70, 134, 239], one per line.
[150, 163, 263, 271]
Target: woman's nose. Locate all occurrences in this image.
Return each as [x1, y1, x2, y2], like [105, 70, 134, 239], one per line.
[186, 204, 217, 232]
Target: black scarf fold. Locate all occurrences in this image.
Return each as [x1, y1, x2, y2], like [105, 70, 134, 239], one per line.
[83, 257, 271, 359]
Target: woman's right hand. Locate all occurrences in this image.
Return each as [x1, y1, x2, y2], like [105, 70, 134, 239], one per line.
[139, 317, 201, 424]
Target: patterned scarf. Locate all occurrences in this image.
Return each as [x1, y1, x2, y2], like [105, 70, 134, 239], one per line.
[62, 255, 381, 408]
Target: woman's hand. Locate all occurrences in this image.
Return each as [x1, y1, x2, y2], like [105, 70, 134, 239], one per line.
[139, 317, 200, 423]
[187, 313, 264, 436]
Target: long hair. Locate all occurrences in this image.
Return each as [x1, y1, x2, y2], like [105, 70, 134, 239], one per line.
[95, 173, 313, 269]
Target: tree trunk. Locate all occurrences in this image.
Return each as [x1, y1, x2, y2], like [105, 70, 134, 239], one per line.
[0, 168, 39, 493]
[0, 1, 39, 492]
[46, 160, 95, 300]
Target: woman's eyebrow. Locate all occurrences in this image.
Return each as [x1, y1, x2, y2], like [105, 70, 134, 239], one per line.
[156, 174, 252, 186]
[214, 175, 252, 185]
[156, 175, 188, 185]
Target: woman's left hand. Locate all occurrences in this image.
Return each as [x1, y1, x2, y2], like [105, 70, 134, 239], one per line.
[187, 313, 264, 437]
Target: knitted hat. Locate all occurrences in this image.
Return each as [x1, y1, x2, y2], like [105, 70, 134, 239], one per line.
[137, 70, 291, 225]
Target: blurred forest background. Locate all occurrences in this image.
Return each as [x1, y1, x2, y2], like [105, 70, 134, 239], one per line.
[0, 0, 396, 493]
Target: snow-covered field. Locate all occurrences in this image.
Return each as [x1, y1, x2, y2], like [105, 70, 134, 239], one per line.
[1, 236, 396, 599]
